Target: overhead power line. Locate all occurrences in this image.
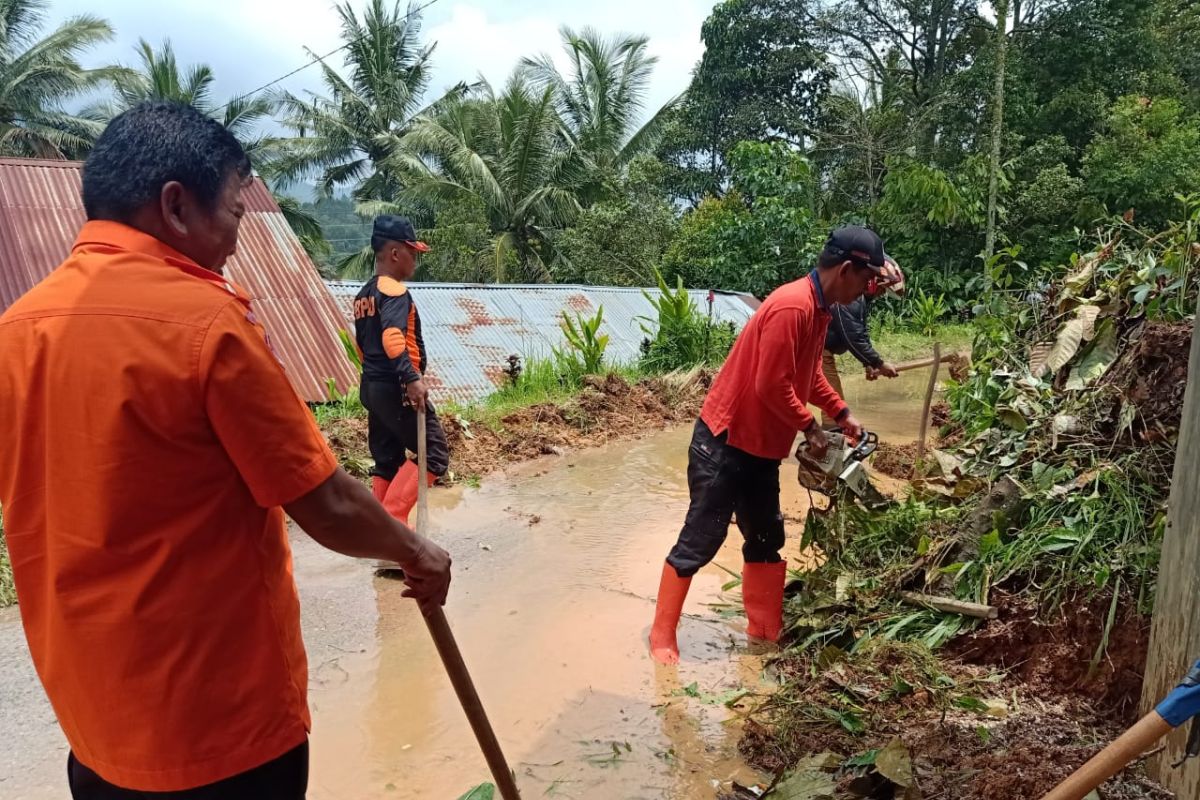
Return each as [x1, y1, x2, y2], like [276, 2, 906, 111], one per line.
[215, 0, 449, 114]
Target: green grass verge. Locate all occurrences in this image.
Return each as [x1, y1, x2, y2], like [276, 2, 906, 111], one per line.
[834, 322, 974, 373]
[443, 359, 645, 431]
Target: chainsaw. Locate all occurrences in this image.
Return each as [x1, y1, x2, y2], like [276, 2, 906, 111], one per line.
[796, 429, 888, 508]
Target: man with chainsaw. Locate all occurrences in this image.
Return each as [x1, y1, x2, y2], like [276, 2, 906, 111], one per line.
[820, 257, 906, 427]
[0, 102, 451, 799]
[354, 215, 451, 527]
[649, 226, 885, 665]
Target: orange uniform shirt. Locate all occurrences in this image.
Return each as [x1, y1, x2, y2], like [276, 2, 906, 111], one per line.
[0, 221, 339, 791]
[700, 274, 848, 460]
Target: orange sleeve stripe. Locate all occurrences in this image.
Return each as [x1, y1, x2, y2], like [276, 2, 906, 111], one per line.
[382, 327, 407, 360]
[406, 306, 421, 371]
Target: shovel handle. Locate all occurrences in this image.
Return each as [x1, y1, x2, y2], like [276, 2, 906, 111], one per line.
[423, 606, 523, 798]
[415, 406, 522, 798]
[416, 406, 429, 535]
[1041, 711, 1172, 800]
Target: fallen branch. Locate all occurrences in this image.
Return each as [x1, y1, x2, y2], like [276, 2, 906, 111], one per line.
[900, 591, 998, 620]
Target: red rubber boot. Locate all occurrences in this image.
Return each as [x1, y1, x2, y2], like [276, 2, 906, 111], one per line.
[649, 561, 692, 664]
[743, 561, 787, 642]
[381, 461, 435, 526]
[371, 477, 390, 503]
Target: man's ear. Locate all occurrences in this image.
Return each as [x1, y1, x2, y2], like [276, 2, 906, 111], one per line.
[159, 181, 189, 237]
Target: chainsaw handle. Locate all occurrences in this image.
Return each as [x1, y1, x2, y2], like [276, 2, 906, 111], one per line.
[849, 430, 878, 461]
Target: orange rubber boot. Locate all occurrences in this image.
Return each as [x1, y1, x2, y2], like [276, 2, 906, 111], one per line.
[381, 461, 436, 526]
[649, 561, 692, 664]
[743, 561, 787, 642]
[371, 477, 390, 503]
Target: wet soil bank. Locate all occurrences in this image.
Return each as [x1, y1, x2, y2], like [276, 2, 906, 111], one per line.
[323, 371, 711, 483]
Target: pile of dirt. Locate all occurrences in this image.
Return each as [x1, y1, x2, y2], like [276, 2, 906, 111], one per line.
[741, 711, 1168, 800]
[440, 371, 710, 480]
[739, 630, 1165, 800]
[865, 402, 958, 480]
[947, 591, 1150, 721]
[322, 416, 371, 477]
[870, 441, 920, 479]
[1105, 320, 1193, 439]
[903, 714, 1167, 799]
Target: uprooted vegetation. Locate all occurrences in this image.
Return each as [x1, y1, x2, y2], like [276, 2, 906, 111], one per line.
[738, 201, 1200, 799]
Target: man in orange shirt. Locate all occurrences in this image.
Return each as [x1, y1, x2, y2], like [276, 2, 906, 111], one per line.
[0, 101, 451, 798]
[649, 227, 884, 664]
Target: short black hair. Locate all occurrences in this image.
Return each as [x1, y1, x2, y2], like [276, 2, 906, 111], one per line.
[371, 235, 392, 254]
[82, 101, 252, 222]
[817, 247, 846, 269]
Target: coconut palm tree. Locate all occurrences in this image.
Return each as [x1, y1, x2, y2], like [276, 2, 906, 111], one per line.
[275, 0, 469, 203]
[520, 26, 677, 201]
[89, 39, 280, 165]
[0, 0, 119, 158]
[356, 76, 589, 282]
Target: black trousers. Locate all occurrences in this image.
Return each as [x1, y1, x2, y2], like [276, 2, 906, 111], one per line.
[360, 378, 450, 480]
[68, 741, 308, 800]
[666, 418, 786, 577]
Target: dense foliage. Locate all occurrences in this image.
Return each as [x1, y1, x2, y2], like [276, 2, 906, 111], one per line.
[2, 0, 1197, 320]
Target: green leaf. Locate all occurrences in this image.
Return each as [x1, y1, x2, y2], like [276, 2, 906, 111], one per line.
[1063, 258, 1097, 296]
[874, 737, 914, 788]
[979, 531, 1002, 556]
[1029, 306, 1099, 377]
[831, 709, 865, 734]
[954, 696, 989, 713]
[996, 407, 1028, 432]
[1066, 319, 1119, 390]
[455, 784, 495, 800]
[773, 765, 837, 800]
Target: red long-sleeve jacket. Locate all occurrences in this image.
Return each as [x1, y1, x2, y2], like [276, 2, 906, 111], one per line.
[700, 273, 849, 460]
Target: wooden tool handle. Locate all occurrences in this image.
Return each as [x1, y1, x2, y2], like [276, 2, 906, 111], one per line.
[415, 406, 522, 798]
[416, 406, 429, 535]
[423, 607, 523, 799]
[894, 352, 958, 373]
[1041, 712, 1173, 800]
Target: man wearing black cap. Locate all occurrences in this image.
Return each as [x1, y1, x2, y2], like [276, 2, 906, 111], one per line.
[354, 215, 450, 527]
[649, 225, 884, 664]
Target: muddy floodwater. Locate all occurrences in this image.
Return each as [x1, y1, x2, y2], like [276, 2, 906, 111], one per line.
[0, 369, 935, 799]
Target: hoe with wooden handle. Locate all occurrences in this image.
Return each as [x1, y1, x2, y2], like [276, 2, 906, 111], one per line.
[415, 406, 522, 800]
[1042, 658, 1200, 800]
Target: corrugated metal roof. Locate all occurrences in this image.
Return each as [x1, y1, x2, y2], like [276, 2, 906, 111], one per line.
[0, 158, 356, 403]
[327, 281, 760, 405]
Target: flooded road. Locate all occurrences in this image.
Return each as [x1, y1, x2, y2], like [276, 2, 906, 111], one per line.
[0, 369, 934, 799]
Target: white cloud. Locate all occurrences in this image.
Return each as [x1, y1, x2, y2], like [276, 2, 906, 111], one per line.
[424, 1, 707, 120]
[48, 0, 711, 122]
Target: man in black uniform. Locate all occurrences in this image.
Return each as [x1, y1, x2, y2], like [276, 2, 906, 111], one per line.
[821, 257, 905, 426]
[354, 215, 450, 525]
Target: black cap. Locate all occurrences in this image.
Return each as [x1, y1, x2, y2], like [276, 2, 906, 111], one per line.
[372, 214, 429, 252]
[824, 226, 885, 271]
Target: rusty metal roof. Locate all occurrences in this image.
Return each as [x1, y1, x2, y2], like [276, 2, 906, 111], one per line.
[0, 158, 356, 403]
[327, 281, 759, 405]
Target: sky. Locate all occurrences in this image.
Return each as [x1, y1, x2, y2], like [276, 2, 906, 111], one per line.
[46, 0, 715, 123]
